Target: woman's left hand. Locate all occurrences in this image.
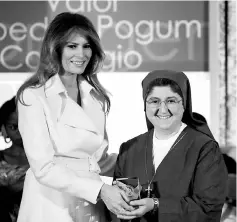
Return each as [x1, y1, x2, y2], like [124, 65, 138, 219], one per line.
[117, 198, 154, 220]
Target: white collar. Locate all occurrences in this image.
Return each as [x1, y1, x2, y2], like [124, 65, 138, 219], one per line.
[44, 74, 94, 97]
[153, 123, 187, 141]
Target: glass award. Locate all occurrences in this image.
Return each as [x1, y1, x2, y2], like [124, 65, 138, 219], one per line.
[114, 177, 142, 201]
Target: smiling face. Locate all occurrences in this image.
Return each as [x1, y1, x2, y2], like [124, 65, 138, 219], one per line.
[61, 33, 92, 76]
[146, 86, 184, 133]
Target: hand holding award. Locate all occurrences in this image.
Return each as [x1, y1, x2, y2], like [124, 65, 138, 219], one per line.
[113, 177, 142, 201]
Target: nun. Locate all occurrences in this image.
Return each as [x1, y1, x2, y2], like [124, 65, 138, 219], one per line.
[113, 70, 228, 222]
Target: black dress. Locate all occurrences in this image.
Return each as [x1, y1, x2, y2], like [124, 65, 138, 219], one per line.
[0, 150, 29, 222]
[113, 126, 228, 222]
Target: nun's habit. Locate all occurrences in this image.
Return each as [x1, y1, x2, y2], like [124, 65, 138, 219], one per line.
[113, 70, 228, 222]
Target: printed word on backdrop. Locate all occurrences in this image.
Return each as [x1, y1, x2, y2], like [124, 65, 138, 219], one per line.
[0, 0, 208, 73]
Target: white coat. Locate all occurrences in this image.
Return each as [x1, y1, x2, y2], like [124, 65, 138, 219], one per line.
[17, 74, 117, 222]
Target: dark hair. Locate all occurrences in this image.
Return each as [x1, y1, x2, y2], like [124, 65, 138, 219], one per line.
[144, 78, 184, 103]
[0, 97, 16, 129]
[16, 12, 110, 113]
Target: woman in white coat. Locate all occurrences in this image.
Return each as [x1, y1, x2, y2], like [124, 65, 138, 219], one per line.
[16, 12, 133, 222]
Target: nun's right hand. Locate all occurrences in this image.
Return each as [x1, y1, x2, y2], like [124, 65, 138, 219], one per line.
[100, 184, 135, 215]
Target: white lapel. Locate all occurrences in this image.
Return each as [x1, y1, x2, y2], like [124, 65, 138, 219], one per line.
[80, 79, 105, 137]
[44, 74, 104, 136]
[59, 95, 100, 135]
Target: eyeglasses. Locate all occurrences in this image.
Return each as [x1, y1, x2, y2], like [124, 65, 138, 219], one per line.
[146, 98, 182, 109]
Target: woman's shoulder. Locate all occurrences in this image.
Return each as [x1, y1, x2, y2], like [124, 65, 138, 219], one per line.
[186, 126, 217, 145]
[120, 131, 149, 151]
[23, 85, 45, 96]
[19, 86, 46, 105]
[185, 126, 220, 158]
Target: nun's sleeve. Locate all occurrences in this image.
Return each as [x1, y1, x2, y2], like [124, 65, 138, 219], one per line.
[113, 142, 127, 181]
[158, 141, 228, 222]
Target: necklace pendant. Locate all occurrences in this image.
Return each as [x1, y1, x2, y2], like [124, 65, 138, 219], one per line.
[145, 184, 152, 198]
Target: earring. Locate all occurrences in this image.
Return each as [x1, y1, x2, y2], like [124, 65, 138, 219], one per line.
[4, 137, 11, 143]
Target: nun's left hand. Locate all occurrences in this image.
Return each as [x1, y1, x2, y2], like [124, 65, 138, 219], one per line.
[117, 198, 154, 220]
